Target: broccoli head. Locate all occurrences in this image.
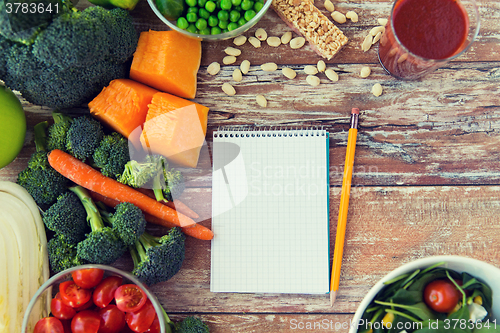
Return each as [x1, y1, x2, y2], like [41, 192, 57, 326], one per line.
[176, 317, 210, 333]
[72, 186, 126, 265]
[118, 159, 158, 188]
[0, 6, 137, 109]
[93, 132, 130, 179]
[151, 155, 186, 202]
[47, 112, 73, 152]
[17, 122, 69, 207]
[47, 235, 84, 273]
[131, 228, 186, 286]
[43, 191, 89, 244]
[66, 116, 104, 161]
[101, 202, 146, 247]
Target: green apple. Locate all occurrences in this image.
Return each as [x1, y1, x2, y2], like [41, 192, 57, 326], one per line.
[0, 85, 26, 169]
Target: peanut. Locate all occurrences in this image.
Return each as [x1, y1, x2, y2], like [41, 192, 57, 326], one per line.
[290, 37, 305, 49]
[325, 69, 339, 81]
[233, 35, 247, 46]
[377, 18, 388, 26]
[304, 65, 318, 75]
[346, 11, 358, 22]
[223, 56, 237, 65]
[233, 68, 243, 82]
[224, 46, 242, 56]
[255, 28, 267, 41]
[324, 0, 334, 12]
[372, 83, 383, 97]
[267, 36, 282, 47]
[317, 60, 326, 73]
[372, 31, 382, 44]
[331, 11, 346, 24]
[362, 34, 373, 52]
[261, 62, 278, 72]
[281, 31, 292, 44]
[240, 59, 251, 74]
[282, 67, 297, 79]
[207, 62, 221, 75]
[306, 75, 321, 87]
[248, 36, 261, 48]
[370, 26, 385, 36]
[256, 94, 267, 107]
[222, 83, 236, 96]
[360, 66, 371, 78]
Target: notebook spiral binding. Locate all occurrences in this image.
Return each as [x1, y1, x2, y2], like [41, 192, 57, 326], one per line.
[214, 126, 326, 138]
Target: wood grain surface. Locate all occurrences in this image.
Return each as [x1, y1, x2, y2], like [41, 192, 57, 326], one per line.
[2, 0, 500, 331]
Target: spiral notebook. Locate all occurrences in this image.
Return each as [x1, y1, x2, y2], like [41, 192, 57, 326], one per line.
[211, 128, 330, 294]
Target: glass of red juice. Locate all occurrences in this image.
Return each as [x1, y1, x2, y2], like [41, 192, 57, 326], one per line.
[378, 0, 480, 80]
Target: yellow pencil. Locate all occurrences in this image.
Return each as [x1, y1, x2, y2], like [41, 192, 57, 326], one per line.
[330, 107, 359, 307]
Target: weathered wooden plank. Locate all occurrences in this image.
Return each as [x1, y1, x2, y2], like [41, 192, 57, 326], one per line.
[167, 314, 356, 333]
[128, 0, 500, 65]
[110, 186, 500, 314]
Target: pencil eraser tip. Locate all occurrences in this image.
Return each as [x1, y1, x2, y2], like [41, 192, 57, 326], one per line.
[351, 108, 360, 115]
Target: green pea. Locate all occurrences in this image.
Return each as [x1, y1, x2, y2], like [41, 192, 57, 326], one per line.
[240, 0, 252, 10]
[229, 9, 240, 22]
[253, 1, 263, 11]
[177, 16, 189, 29]
[244, 9, 255, 21]
[187, 23, 198, 33]
[195, 17, 208, 30]
[231, 0, 241, 6]
[199, 27, 211, 34]
[217, 9, 229, 21]
[218, 19, 228, 29]
[237, 17, 246, 26]
[227, 22, 238, 31]
[232, 5, 241, 11]
[220, 0, 232, 10]
[205, 0, 216, 12]
[185, 0, 197, 6]
[208, 15, 219, 26]
[187, 6, 198, 13]
[186, 12, 198, 22]
[197, 0, 207, 7]
[199, 8, 210, 18]
[211, 26, 222, 34]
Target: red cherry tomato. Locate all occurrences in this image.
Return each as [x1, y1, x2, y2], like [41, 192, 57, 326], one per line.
[424, 279, 461, 313]
[60, 319, 72, 333]
[125, 299, 156, 333]
[72, 268, 105, 289]
[144, 315, 160, 333]
[115, 284, 147, 313]
[59, 281, 92, 308]
[51, 297, 77, 320]
[74, 296, 95, 312]
[34, 317, 65, 333]
[98, 305, 126, 333]
[71, 310, 101, 333]
[93, 276, 123, 308]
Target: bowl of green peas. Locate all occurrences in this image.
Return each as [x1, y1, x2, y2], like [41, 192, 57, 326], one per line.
[148, 0, 271, 40]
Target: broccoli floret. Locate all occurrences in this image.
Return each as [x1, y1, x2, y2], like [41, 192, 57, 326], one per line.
[176, 317, 210, 333]
[131, 228, 185, 286]
[118, 159, 158, 188]
[43, 191, 89, 244]
[66, 116, 104, 161]
[101, 202, 146, 247]
[93, 132, 130, 179]
[47, 112, 73, 152]
[17, 122, 69, 207]
[151, 155, 186, 202]
[0, 6, 137, 109]
[0, 0, 65, 45]
[47, 235, 84, 273]
[0, 35, 12, 78]
[73, 186, 126, 265]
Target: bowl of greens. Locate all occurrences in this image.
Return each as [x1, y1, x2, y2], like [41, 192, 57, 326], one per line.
[350, 256, 500, 333]
[147, 0, 271, 40]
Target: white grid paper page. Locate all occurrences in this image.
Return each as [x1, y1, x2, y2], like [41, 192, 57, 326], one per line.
[211, 129, 329, 294]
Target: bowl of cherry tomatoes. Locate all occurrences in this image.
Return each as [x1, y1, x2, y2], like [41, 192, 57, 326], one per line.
[349, 256, 500, 333]
[22, 265, 167, 333]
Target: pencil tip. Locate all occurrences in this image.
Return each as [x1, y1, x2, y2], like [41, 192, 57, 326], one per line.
[330, 291, 337, 307]
[351, 108, 360, 115]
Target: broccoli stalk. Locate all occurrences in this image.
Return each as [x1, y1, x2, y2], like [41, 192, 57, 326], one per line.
[73, 186, 126, 265]
[130, 228, 185, 286]
[149, 155, 185, 202]
[17, 121, 69, 207]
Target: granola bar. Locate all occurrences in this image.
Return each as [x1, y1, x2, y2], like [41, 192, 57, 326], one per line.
[272, 0, 348, 60]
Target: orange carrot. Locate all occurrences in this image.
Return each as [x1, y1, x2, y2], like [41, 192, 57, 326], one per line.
[89, 191, 213, 240]
[136, 188, 200, 219]
[47, 149, 195, 228]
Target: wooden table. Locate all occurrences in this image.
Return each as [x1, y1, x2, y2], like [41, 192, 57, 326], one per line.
[2, 0, 500, 331]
